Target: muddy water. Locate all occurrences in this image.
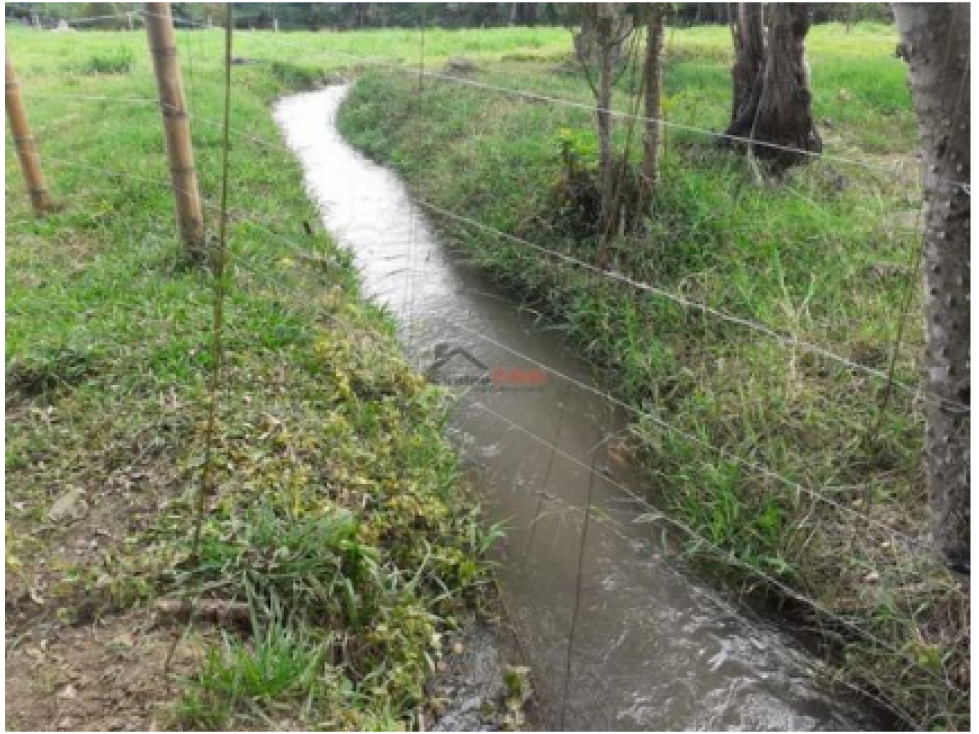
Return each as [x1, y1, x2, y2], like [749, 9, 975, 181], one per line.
[275, 86, 877, 731]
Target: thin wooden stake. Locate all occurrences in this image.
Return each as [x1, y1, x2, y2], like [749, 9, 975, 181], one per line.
[144, 2, 205, 260]
[191, 3, 233, 560]
[5, 51, 53, 215]
[164, 1, 233, 683]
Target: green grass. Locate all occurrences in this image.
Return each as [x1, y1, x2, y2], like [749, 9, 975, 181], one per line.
[5, 25, 499, 729]
[332, 22, 968, 731]
[178, 611, 331, 729]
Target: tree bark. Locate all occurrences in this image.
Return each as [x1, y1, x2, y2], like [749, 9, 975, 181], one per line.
[641, 5, 666, 194]
[894, 3, 970, 573]
[726, 3, 821, 167]
[578, 3, 624, 240]
[596, 4, 616, 228]
[729, 3, 764, 128]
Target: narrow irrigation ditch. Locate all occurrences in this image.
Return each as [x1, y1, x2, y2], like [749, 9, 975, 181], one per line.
[275, 84, 883, 731]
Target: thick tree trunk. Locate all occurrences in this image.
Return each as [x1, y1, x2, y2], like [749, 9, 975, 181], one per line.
[726, 3, 821, 167]
[894, 3, 970, 573]
[642, 5, 666, 193]
[729, 3, 764, 127]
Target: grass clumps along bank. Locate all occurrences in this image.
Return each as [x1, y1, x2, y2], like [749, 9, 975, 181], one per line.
[337, 22, 968, 730]
[5, 28, 499, 730]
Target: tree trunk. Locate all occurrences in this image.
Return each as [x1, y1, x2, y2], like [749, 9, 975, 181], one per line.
[729, 3, 764, 127]
[515, 2, 537, 26]
[577, 3, 623, 241]
[595, 5, 616, 229]
[726, 3, 821, 167]
[894, 3, 971, 573]
[574, 5, 598, 63]
[574, 5, 631, 71]
[642, 5, 666, 194]
[577, 3, 630, 254]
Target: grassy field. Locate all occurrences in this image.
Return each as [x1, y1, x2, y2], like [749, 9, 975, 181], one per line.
[333, 22, 969, 730]
[4, 26, 502, 730]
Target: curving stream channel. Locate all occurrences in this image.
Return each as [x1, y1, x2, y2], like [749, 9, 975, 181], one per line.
[275, 86, 880, 731]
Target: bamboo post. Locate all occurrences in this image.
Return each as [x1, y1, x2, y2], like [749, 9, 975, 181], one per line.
[144, 2, 205, 259]
[5, 51, 53, 214]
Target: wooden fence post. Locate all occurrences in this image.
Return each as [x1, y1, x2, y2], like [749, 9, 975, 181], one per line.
[144, 2, 205, 260]
[5, 51, 53, 215]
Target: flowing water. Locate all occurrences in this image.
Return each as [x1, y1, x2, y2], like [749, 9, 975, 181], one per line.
[275, 86, 880, 731]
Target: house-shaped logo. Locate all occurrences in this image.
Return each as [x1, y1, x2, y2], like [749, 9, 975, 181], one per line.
[424, 343, 547, 392]
[425, 344, 492, 387]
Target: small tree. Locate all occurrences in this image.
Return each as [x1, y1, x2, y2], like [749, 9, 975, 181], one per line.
[893, 2, 970, 573]
[726, 3, 821, 167]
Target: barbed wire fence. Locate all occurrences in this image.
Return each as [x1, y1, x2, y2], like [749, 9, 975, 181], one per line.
[4, 7, 969, 729]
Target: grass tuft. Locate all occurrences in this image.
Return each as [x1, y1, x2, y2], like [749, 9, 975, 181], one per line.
[81, 46, 134, 74]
